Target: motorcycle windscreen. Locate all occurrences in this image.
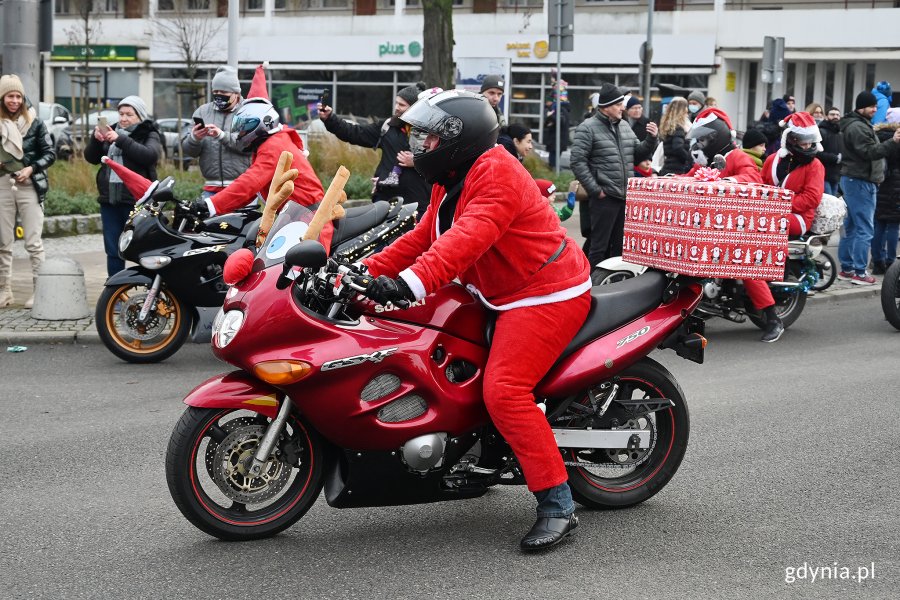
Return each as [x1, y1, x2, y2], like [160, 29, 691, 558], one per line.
[258, 202, 318, 269]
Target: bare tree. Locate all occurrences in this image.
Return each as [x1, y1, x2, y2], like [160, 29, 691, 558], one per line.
[64, 0, 103, 145]
[149, 2, 225, 166]
[421, 0, 454, 90]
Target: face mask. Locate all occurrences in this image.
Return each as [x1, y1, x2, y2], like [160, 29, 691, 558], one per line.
[213, 94, 233, 111]
[688, 104, 700, 114]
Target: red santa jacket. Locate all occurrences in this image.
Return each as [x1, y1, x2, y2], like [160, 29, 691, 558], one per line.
[209, 128, 332, 250]
[363, 146, 591, 309]
[687, 148, 763, 183]
[762, 154, 825, 230]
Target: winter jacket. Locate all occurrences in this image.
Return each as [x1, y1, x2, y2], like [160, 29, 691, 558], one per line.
[660, 126, 692, 176]
[20, 117, 55, 203]
[872, 85, 892, 125]
[322, 114, 429, 206]
[628, 115, 650, 142]
[875, 124, 900, 222]
[687, 148, 763, 184]
[207, 128, 330, 250]
[817, 119, 843, 185]
[363, 145, 591, 309]
[181, 101, 251, 189]
[839, 111, 897, 184]
[762, 153, 825, 231]
[84, 120, 162, 205]
[570, 112, 658, 200]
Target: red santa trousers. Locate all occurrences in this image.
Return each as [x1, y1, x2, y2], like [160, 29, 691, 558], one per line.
[744, 216, 804, 310]
[482, 290, 592, 492]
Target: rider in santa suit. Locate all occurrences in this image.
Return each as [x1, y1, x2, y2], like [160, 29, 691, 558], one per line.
[761, 111, 826, 237]
[686, 107, 786, 343]
[360, 90, 592, 551]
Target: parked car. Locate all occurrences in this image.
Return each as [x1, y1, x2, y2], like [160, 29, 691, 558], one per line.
[70, 109, 119, 146]
[155, 117, 193, 166]
[38, 102, 75, 160]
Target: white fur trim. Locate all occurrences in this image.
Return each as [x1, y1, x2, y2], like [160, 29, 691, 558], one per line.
[137, 180, 159, 204]
[465, 277, 592, 311]
[203, 197, 217, 217]
[792, 213, 807, 235]
[399, 269, 427, 301]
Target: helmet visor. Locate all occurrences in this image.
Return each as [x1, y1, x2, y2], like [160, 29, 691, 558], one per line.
[687, 123, 716, 141]
[400, 92, 465, 141]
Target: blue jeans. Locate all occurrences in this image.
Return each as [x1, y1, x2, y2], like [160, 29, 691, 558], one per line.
[837, 176, 877, 276]
[824, 180, 840, 196]
[871, 220, 900, 264]
[100, 202, 133, 276]
[534, 481, 575, 518]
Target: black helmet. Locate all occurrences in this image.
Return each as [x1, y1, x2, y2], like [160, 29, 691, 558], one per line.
[231, 98, 282, 152]
[785, 131, 819, 163]
[400, 89, 500, 184]
[688, 117, 734, 164]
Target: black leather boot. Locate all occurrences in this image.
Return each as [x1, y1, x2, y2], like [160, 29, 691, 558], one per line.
[519, 514, 578, 551]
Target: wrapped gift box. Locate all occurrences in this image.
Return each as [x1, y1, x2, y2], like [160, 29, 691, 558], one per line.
[622, 176, 792, 280]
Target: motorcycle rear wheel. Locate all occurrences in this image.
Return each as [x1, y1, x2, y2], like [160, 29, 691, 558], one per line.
[812, 250, 837, 292]
[95, 283, 191, 363]
[166, 407, 326, 541]
[564, 357, 690, 509]
[881, 260, 900, 330]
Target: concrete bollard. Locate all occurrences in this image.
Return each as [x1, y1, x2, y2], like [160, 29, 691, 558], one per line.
[31, 257, 91, 320]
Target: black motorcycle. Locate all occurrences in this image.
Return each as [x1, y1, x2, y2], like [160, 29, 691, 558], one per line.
[95, 177, 417, 363]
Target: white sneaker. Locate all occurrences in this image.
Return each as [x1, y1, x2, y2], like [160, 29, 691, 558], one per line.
[0, 290, 13, 307]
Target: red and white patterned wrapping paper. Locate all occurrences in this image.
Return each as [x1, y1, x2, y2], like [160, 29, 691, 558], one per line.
[622, 177, 792, 280]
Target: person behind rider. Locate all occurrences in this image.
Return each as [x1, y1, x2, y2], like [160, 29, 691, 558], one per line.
[358, 90, 592, 552]
[686, 108, 786, 343]
[761, 112, 826, 238]
[190, 67, 327, 248]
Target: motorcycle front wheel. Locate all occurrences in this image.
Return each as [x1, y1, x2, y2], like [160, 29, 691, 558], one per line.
[564, 357, 690, 509]
[812, 250, 837, 292]
[95, 283, 191, 363]
[881, 260, 900, 330]
[166, 407, 326, 541]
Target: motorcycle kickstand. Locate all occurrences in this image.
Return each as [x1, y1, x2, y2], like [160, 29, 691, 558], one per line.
[248, 396, 293, 478]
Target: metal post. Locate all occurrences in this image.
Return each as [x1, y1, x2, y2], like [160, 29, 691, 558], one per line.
[228, 0, 239, 68]
[2, 0, 41, 102]
[641, 0, 655, 115]
[554, 0, 563, 175]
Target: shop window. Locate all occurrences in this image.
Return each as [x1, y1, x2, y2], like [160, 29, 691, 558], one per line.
[187, 0, 211, 9]
[158, 0, 176, 9]
[824, 63, 835, 110]
[865, 63, 876, 92]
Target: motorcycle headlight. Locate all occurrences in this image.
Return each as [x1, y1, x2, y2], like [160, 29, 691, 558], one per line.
[139, 255, 172, 269]
[216, 310, 244, 348]
[118, 230, 133, 253]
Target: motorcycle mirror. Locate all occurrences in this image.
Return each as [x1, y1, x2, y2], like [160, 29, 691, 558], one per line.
[151, 176, 176, 205]
[285, 240, 327, 269]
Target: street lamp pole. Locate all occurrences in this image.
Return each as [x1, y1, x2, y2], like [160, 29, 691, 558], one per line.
[640, 0, 655, 113]
[228, 0, 239, 68]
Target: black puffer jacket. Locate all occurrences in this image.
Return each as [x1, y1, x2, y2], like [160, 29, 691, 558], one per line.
[660, 126, 692, 175]
[21, 117, 56, 203]
[875, 124, 900, 223]
[818, 119, 843, 185]
[322, 114, 429, 207]
[83, 120, 161, 205]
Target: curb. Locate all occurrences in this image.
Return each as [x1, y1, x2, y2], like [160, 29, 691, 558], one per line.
[42, 214, 103, 238]
[807, 284, 882, 304]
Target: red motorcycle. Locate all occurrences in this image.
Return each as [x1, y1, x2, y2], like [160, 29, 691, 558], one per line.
[165, 200, 708, 541]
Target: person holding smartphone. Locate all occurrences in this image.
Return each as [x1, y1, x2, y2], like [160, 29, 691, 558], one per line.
[181, 65, 251, 200]
[318, 81, 430, 219]
[84, 95, 162, 276]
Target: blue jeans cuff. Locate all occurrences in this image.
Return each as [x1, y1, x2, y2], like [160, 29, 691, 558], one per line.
[534, 482, 575, 518]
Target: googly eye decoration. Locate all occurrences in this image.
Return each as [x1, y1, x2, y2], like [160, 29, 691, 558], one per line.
[265, 221, 310, 260]
[440, 116, 463, 139]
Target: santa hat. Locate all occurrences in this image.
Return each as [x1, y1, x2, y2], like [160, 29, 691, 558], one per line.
[101, 156, 157, 203]
[777, 111, 823, 158]
[247, 62, 270, 100]
[694, 108, 736, 139]
[534, 179, 557, 199]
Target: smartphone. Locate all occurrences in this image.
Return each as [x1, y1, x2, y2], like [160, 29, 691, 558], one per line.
[193, 116, 206, 128]
[97, 116, 109, 131]
[318, 90, 330, 108]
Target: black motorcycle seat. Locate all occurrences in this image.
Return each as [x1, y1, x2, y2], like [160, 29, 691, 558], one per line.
[559, 271, 668, 359]
[330, 201, 392, 247]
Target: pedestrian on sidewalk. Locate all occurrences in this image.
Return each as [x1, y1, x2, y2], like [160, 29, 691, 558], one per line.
[871, 122, 900, 274]
[181, 65, 251, 201]
[0, 74, 55, 308]
[84, 95, 162, 276]
[837, 91, 900, 285]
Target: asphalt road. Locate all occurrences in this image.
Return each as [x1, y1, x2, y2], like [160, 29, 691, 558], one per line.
[1, 295, 897, 599]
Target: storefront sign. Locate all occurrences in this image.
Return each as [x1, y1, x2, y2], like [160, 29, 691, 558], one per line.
[378, 41, 422, 58]
[51, 45, 138, 61]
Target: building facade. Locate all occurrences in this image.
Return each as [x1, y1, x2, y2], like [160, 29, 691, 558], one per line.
[42, 0, 900, 141]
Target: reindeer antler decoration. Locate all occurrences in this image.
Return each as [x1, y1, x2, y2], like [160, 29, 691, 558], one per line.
[255, 151, 300, 249]
[303, 165, 349, 242]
